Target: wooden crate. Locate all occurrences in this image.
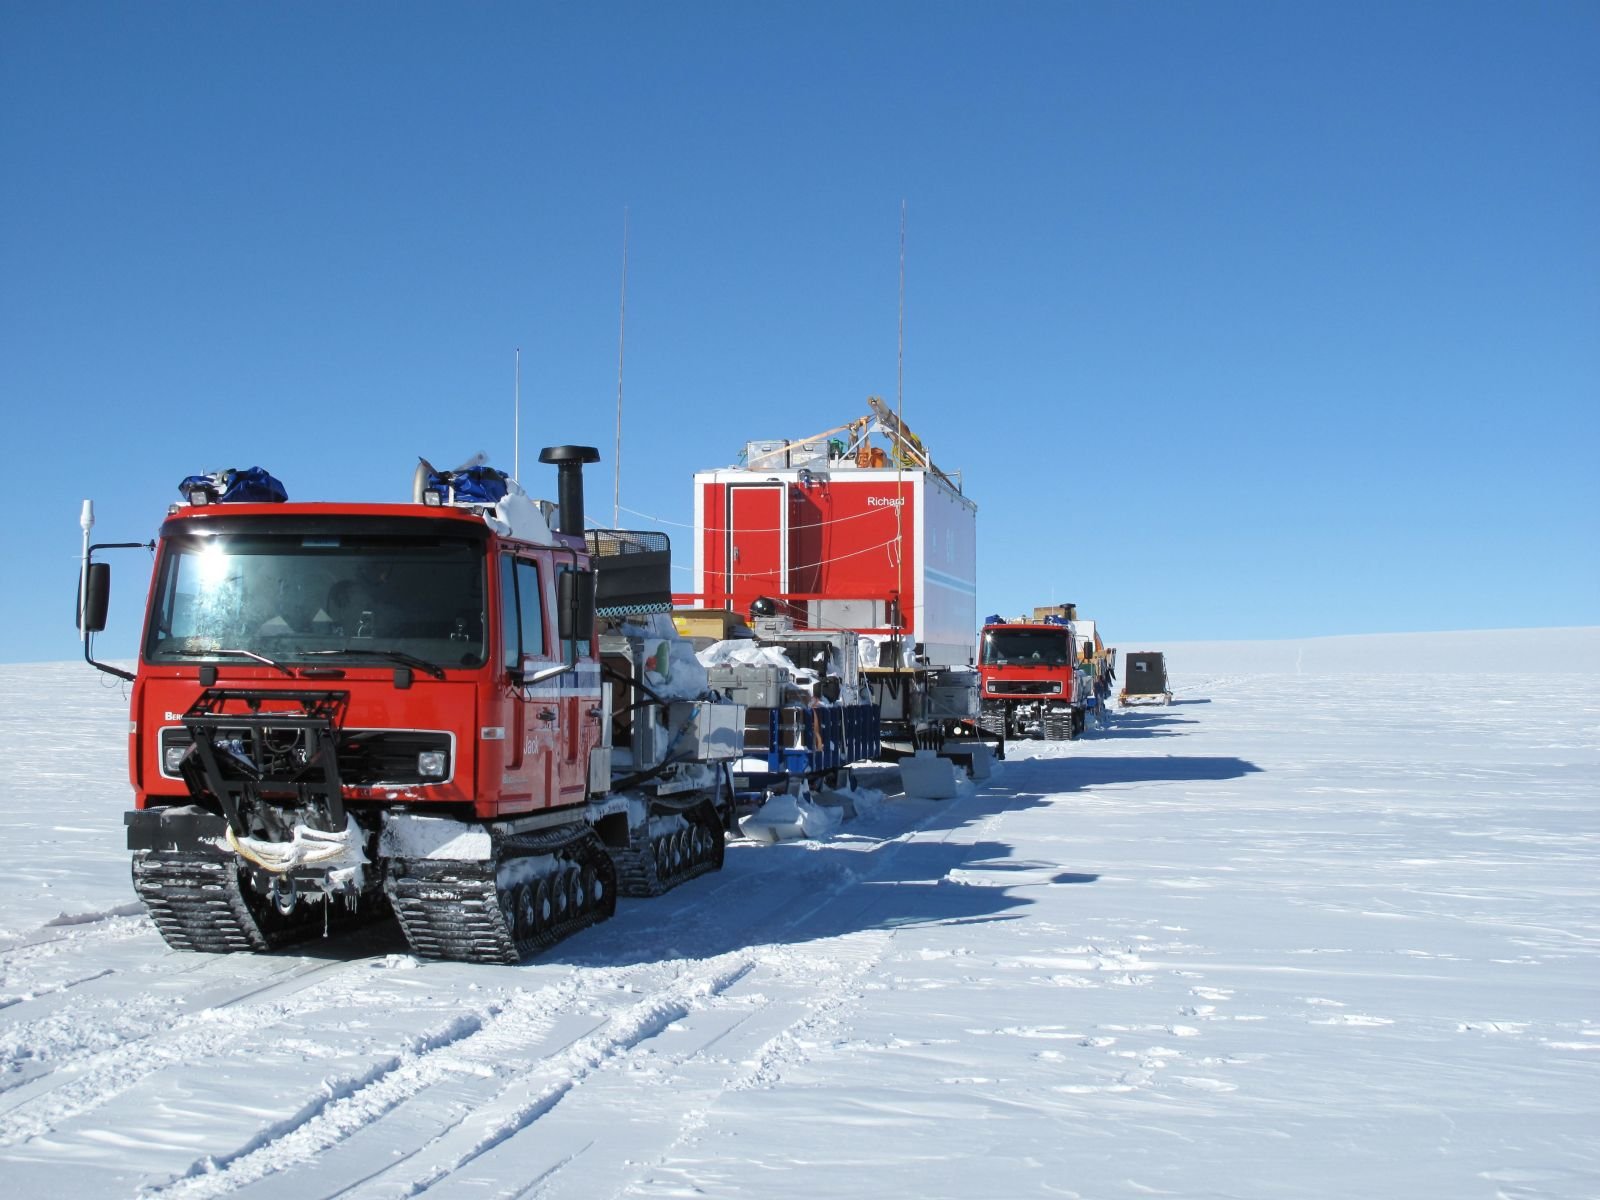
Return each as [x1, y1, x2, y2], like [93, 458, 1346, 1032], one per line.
[672, 608, 751, 642]
[1030, 603, 1076, 622]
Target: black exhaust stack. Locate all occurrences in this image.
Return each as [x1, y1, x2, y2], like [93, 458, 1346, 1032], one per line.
[538, 445, 601, 537]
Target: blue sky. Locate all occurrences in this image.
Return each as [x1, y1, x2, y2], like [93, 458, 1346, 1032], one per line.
[3, 1, 1595, 664]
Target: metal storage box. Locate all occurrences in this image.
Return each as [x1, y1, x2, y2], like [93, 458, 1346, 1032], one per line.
[706, 665, 787, 709]
[673, 700, 744, 760]
[634, 699, 746, 766]
[927, 669, 979, 719]
[786, 440, 827, 470]
[744, 440, 788, 469]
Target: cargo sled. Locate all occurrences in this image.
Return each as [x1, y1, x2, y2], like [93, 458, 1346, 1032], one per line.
[1119, 651, 1172, 706]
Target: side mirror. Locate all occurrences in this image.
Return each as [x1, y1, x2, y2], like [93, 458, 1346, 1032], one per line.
[78, 562, 111, 633]
[557, 569, 596, 646]
[506, 661, 574, 688]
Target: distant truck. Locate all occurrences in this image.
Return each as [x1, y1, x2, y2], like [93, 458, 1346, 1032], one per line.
[976, 607, 1086, 740]
[1119, 651, 1172, 706]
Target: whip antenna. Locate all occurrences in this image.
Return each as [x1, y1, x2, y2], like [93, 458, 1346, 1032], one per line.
[895, 200, 906, 635]
[898, 199, 906, 432]
[614, 207, 629, 527]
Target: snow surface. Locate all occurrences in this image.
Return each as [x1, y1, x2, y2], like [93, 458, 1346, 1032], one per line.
[2, 628, 1598, 1198]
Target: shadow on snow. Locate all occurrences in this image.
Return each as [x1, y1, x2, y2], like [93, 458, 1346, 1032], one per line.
[1026, 754, 1263, 789]
[1085, 712, 1199, 739]
[570, 834, 1058, 966]
[233, 700, 1248, 968]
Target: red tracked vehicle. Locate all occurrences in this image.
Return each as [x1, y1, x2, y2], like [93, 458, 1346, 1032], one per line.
[78, 448, 740, 963]
[976, 610, 1086, 741]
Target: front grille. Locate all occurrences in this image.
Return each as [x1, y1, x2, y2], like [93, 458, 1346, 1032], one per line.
[986, 679, 1062, 696]
[160, 726, 453, 786]
[336, 731, 452, 785]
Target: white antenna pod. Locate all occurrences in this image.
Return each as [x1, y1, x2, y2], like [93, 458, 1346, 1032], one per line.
[79, 499, 95, 645]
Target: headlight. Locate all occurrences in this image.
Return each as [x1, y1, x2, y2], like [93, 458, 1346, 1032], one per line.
[417, 751, 448, 779]
[164, 745, 190, 773]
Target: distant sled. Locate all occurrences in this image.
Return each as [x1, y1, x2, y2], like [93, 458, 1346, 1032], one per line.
[1119, 651, 1173, 706]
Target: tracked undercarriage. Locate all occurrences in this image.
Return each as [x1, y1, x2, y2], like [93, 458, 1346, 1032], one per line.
[130, 686, 633, 966]
[607, 797, 726, 898]
[129, 807, 624, 965]
[130, 838, 378, 953]
[979, 698, 1079, 741]
[386, 822, 617, 964]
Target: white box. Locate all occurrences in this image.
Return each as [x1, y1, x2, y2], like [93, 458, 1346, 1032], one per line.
[899, 748, 960, 799]
[667, 701, 746, 761]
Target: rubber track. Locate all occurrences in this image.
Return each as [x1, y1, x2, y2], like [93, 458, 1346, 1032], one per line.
[386, 825, 618, 965]
[131, 852, 318, 953]
[609, 803, 725, 899]
[977, 711, 1006, 739]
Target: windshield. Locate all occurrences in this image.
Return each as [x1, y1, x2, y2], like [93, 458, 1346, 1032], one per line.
[981, 628, 1071, 668]
[146, 529, 488, 669]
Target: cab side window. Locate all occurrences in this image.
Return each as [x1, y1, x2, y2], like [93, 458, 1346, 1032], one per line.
[500, 554, 547, 668]
[556, 564, 594, 663]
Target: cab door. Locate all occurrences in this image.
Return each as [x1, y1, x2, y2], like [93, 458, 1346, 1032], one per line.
[499, 551, 560, 811]
[553, 562, 603, 807]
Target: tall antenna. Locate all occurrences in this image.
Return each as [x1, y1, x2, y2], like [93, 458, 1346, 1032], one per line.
[895, 200, 907, 635]
[513, 346, 521, 482]
[898, 199, 906, 425]
[613, 207, 629, 528]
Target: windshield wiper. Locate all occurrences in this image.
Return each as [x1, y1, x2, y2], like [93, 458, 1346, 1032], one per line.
[210, 648, 294, 676]
[303, 648, 447, 679]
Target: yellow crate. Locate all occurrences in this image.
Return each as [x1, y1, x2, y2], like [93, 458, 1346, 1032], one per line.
[672, 609, 750, 641]
[1030, 603, 1076, 622]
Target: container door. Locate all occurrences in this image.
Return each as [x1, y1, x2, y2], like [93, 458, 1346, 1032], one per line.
[726, 484, 786, 613]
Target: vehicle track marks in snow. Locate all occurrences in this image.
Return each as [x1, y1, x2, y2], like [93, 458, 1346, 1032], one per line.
[0, 967, 114, 1014]
[0, 959, 407, 1146]
[317, 956, 759, 1200]
[0, 907, 149, 955]
[423, 926, 908, 1200]
[108, 957, 757, 1200]
[607, 931, 898, 1200]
